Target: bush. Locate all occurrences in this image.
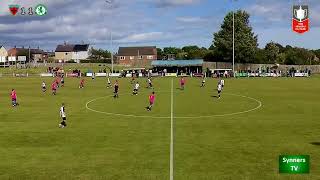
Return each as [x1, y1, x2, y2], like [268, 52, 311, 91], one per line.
[65, 60, 77, 63]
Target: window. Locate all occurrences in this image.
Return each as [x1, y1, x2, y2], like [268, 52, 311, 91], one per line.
[147, 55, 153, 60]
[130, 56, 134, 60]
[120, 56, 125, 60]
[138, 56, 143, 59]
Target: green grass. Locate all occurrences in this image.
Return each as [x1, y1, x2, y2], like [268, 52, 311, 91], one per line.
[0, 76, 320, 179]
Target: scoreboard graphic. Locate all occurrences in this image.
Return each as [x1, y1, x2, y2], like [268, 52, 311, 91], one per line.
[9, 4, 47, 16]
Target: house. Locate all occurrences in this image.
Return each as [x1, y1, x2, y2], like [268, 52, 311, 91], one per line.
[117, 46, 157, 66]
[55, 43, 90, 62]
[0, 46, 8, 63]
[7, 47, 47, 62]
[31, 48, 46, 62]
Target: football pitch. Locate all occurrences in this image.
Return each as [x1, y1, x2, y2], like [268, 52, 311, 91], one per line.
[0, 76, 320, 180]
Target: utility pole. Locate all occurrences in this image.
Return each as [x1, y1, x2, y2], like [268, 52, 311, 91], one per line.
[106, 0, 114, 73]
[29, 46, 31, 64]
[232, 0, 236, 75]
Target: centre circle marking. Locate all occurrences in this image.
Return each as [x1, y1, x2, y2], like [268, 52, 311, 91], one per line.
[85, 91, 262, 119]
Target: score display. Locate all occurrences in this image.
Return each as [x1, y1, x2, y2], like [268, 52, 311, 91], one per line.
[9, 4, 47, 16]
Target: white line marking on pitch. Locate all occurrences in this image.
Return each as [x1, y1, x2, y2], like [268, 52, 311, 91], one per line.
[85, 92, 262, 119]
[170, 79, 174, 180]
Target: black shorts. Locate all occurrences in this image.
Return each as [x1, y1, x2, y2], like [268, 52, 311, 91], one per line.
[218, 90, 221, 93]
[62, 117, 66, 120]
[60, 120, 66, 126]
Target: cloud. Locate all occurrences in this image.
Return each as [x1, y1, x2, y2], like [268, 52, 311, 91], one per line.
[176, 16, 207, 23]
[247, 3, 289, 25]
[246, 0, 320, 28]
[152, 0, 202, 8]
[0, 0, 160, 49]
[2, 0, 200, 49]
[242, 0, 320, 49]
[0, 0, 318, 51]
[116, 32, 172, 43]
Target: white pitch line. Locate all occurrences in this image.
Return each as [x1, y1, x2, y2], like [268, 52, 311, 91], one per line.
[170, 79, 174, 180]
[85, 92, 262, 119]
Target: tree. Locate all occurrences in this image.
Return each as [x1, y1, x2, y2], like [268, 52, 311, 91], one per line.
[163, 47, 182, 55]
[203, 50, 216, 62]
[265, 42, 280, 64]
[277, 53, 286, 64]
[254, 49, 268, 64]
[208, 44, 215, 50]
[157, 48, 164, 60]
[284, 48, 315, 65]
[274, 43, 285, 53]
[213, 10, 258, 63]
[312, 49, 320, 60]
[182, 45, 202, 59]
[89, 47, 111, 60]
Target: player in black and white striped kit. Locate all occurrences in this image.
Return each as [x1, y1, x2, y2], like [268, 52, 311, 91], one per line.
[217, 83, 222, 99]
[59, 103, 67, 128]
[200, 77, 206, 87]
[42, 81, 46, 92]
[132, 81, 140, 95]
[107, 77, 111, 88]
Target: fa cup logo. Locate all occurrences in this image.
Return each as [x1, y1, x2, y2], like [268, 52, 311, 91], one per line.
[292, 5, 309, 34]
[294, 6, 308, 22]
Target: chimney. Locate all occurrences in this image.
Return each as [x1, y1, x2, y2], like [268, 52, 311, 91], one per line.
[64, 41, 67, 46]
[22, 46, 24, 49]
[38, 46, 40, 49]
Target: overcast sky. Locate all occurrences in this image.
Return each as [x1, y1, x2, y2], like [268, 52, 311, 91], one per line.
[0, 0, 319, 51]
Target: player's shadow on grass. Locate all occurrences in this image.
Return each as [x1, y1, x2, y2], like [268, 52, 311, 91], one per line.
[211, 95, 219, 98]
[310, 142, 320, 146]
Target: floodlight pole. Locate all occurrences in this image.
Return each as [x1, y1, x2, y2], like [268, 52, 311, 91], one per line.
[232, 0, 235, 75]
[106, 0, 114, 73]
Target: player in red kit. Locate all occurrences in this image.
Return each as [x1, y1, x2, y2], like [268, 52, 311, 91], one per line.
[10, 89, 18, 107]
[147, 91, 155, 111]
[55, 78, 60, 88]
[180, 77, 185, 90]
[79, 79, 85, 88]
[51, 82, 57, 95]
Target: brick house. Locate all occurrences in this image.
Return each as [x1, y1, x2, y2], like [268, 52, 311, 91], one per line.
[7, 47, 46, 62]
[117, 46, 157, 66]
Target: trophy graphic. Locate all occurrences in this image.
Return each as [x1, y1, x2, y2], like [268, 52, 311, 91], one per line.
[292, 5, 309, 34]
[294, 6, 307, 22]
